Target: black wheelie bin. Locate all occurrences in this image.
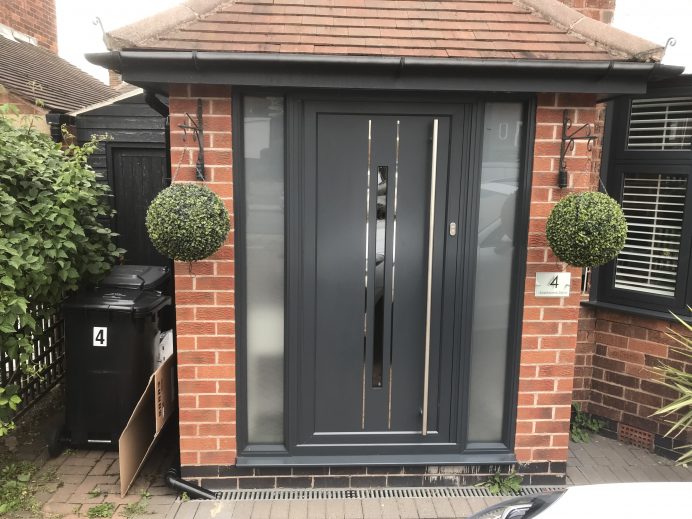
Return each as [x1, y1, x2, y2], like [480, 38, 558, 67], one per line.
[61, 288, 171, 448]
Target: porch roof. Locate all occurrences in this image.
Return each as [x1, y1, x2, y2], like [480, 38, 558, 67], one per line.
[104, 0, 663, 62]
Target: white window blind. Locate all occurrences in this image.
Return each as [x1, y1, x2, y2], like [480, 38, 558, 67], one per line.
[627, 97, 692, 150]
[614, 173, 687, 297]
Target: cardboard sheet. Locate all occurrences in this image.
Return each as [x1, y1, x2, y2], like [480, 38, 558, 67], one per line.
[118, 354, 175, 497]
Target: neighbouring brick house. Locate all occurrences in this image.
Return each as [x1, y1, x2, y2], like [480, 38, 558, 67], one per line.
[573, 73, 692, 459]
[0, 0, 58, 52]
[0, 0, 115, 134]
[86, 0, 687, 489]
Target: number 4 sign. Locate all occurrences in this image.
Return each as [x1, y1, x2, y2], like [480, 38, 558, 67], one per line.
[93, 327, 108, 347]
[535, 272, 571, 298]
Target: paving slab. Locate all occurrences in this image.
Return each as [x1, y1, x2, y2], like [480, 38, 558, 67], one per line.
[270, 500, 290, 519]
[287, 499, 308, 519]
[395, 497, 418, 519]
[361, 498, 383, 519]
[344, 499, 364, 519]
[325, 499, 346, 519]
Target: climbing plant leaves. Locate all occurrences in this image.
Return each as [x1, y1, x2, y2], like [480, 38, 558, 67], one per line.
[0, 106, 124, 433]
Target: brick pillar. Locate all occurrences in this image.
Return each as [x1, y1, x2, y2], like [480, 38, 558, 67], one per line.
[561, 0, 616, 24]
[515, 93, 599, 465]
[168, 85, 237, 472]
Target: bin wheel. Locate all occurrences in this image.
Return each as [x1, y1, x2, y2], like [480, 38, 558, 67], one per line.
[47, 426, 65, 458]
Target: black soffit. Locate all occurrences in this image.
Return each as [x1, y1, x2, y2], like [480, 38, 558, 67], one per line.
[86, 51, 685, 96]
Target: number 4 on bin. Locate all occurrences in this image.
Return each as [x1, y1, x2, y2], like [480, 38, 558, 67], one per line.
[93, 327, 108, 347]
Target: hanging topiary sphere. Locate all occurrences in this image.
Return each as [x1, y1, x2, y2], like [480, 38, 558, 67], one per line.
[546, 191, 627, 268]
[146, 183, 231, 262]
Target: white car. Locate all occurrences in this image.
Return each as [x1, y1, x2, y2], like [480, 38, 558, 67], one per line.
[470, 482, 692, 519]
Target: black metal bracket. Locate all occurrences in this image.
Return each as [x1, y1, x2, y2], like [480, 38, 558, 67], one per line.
[178, 98, 205, 181]
[559, 109, 596, 189]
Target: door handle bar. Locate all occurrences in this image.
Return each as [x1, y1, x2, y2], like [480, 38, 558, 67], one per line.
[422, 118, 438, 436]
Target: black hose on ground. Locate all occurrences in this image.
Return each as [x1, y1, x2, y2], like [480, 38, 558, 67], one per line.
[164, 467, 217, 500]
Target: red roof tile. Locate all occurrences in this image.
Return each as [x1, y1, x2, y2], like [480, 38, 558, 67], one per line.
[106, 0, 662, 61]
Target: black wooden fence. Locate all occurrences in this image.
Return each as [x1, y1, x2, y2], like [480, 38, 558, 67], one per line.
[0, 305, 65, 418]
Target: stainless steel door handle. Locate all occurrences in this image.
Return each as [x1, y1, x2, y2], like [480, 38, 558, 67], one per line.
[422, 118, 438, 436]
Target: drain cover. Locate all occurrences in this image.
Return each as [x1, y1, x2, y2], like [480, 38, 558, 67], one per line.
[215, 486, 564, 501]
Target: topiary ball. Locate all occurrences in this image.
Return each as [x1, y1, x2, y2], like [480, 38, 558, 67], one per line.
[546, 191, 627, 268]
[146, 183, 231, 262]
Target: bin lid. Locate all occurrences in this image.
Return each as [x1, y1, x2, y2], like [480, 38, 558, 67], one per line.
[98, 265, 170, 290]
[64, 288, 171, 317]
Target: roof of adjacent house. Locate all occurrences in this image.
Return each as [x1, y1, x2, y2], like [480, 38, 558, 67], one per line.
[104, 0, 664, 62]
[0, 35, 116, 113]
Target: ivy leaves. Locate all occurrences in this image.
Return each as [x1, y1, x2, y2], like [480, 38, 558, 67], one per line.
[0, 107, 124, 433]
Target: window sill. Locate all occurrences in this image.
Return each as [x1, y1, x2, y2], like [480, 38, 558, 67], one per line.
[581, 300, 692, 324]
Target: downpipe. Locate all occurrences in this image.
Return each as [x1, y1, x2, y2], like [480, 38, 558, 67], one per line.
[164, 468, 217, 500]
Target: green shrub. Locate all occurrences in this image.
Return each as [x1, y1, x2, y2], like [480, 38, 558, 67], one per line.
[0, 106, 122, 433]
[652, 312, 692, 465]
[546, 191, 627, 268]
[0, 461, 38, 515]
[145, 183, 230, 262]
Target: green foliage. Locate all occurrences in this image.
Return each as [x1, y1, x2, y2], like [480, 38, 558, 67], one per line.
[476, 468, 523, 495]
[146, 183, 230, 262]
[121, 491, 150, 518]
[546, 191, 627, 268]
[651, 312, 692, 465]
[0, 105, 123, 432]
[0, 461, 38, 515]
[88, 487, 105, 498]
[180, 491, 190, 502]
[87, 502, 115, 518]
[570, 403, 605, 442]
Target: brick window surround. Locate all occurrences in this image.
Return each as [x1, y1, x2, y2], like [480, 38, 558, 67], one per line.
[169, 86, 602, 484]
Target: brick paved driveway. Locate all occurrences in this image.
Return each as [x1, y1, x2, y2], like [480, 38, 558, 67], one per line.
[25, 434, 689, 519]
[1, 392, 688, 519]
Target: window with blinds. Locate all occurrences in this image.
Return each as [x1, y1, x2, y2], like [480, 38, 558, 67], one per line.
[614, 173, 687, 296]
[627, 97, 692, 151]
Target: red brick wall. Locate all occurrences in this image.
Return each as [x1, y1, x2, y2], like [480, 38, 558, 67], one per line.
[0, 85, 50, 133]
[0, 0, 58, 52]
[562, 0, 616, 24]
[580, 310, 691, 439]
[514, 93, 600, 464]
[168, 85, 237, 470]
[573, 306, 596, 404]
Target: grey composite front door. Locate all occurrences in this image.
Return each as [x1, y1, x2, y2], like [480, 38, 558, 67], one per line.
[290, 101, 468, 456]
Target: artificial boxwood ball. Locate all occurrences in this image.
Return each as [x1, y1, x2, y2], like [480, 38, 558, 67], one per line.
[546, 191, 627, 268]
[146, 183, 231, 262]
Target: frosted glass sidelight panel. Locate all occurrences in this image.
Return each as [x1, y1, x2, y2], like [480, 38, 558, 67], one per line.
[244, 96, 285, 444]
[468, 103, 524, 443]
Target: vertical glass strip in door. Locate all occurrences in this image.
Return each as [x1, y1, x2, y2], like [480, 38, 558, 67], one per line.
[468, 102, 524, 443]
[243, 96, 285, 444]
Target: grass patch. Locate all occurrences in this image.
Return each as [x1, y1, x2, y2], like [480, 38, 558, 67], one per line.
[120, 490, 152, 518]
[476, 468, 523, 496]
[87, 502, 115, 518]
[121, 497, 149, 518]
[88, 487, 105, 498]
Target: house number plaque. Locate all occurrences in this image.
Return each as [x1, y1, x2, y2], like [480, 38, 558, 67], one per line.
[93, 327, 108, 347]
[535, 272, 571, 298]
